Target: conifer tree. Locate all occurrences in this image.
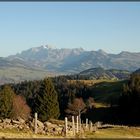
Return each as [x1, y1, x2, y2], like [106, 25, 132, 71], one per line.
[0, 85, 15, 118]
[119, 74, 140, 123]
[34, 78, 60, 121]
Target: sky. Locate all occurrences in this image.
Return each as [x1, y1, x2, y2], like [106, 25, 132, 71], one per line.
[0, 2, 140, 57]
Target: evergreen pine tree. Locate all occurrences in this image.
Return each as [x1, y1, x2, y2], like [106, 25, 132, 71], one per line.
[34, 78, 60, 121]
[0, 85, 15, 118]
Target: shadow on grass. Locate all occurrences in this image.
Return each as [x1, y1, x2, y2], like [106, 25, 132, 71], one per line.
[85, 107, 119, 124]
[82, 106, 140, 126]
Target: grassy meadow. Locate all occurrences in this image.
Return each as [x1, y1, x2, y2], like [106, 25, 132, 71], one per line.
[0, 125, 140, 138]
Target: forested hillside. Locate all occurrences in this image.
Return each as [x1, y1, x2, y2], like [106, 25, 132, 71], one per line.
[0, 73, 139, 125]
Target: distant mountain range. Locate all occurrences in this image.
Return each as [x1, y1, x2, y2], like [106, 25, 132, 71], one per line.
[0, 45, 140, 83]
[6, 45, 140, 72]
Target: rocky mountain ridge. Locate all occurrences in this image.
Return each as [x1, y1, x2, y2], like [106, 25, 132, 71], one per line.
[0, 45, 140, 83]
[6, 45, 140, 73]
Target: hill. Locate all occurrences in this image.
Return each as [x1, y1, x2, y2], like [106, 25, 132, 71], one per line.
[78, 67, 130, 80]
[0, 57, 53, 84]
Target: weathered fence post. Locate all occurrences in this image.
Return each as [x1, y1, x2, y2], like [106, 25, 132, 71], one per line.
[79, 117, 81, 134]
[89, 121, 93, 132]
[76, 116, 79, 133]
[34, 112, 37, 134]
[72, 116, 75, 136]
[93, 125, 97, 132]
[65, 117, 68, 137]
[86, 118, 88, 130]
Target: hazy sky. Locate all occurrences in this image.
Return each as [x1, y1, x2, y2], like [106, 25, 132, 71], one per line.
[0, 2, 140, 57]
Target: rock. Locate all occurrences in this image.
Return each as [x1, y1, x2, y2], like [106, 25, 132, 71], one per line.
[95, 121, 102, 128]
[17, 117, 25, 124]
[58, 124, 63, 127]
[44, 121, 57, 129]
[18, 125, 23, 130]
[28, 121, 34, 130]
[37, 120, 44, 128]
[25, 125, 30, 130]
[43, 121, 63, 136]
[55, 126, 63, 134]
[12, 120, 20, 125]
[3, 118, 11, 124]
[13, 124, 19, 128]
[3, 124, 13, 129]
[29, 119, 44, 130]
[44, 121, 52, 127]
[0, 117, 65, 136]
[44, 127, 48, 132]
[37, 128, 46, 134]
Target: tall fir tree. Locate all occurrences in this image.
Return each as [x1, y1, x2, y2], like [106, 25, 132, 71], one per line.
[119, 74, 140, 123]
[34, 78, 60, 121]
[0, 85, 15, 118]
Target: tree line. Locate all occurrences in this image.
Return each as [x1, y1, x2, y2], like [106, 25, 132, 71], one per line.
[119, 73, 140, 124]
[0, 74, 139, 125]
[0, 76, 94, 122]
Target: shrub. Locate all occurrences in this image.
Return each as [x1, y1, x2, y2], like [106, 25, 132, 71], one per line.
[11, 95, 31, 120]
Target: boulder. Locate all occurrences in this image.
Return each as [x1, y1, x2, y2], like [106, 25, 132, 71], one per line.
[24, 125, 30, 130]
[37, 128, 46, 134]
[44, 121, 52, 127]
[18, 125, 23, 130]
[13, 124, 19, 127]
[95, 121, 102, 128]
[12, 120, 20, 125]
[3, 124, 13, 129]
[28, 121, 34, 130]
[3, 118, 11, 124]
[55, 126, 63, 134]
[44, 121, 57, 129]
[29, 119, 44, 130]
[17, 117, 25, 124]
[37, 120, 44, 128]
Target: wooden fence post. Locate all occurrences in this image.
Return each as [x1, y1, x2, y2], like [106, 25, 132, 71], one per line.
[79, 117, 81, 134]
[86, 118, 88, 130]
[72, 116, 75, 136]
[65, 117, 68, 137]
[34, 113, 37, 134]
[90, 121, 93, 132]
[76, 116, 79, 133]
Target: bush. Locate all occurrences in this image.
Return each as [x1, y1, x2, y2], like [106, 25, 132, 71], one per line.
[11, 95, 31, 120]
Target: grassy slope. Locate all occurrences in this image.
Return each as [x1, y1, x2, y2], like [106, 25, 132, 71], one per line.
[0, 126, 140, 138]
[0, 67, 54, 84]
[68, 79, 127, 105]
[68, 79, 128, 124]
[0, 128, 62, 138]
[90, 80, 128, 105]
[86, 127, 140, 138]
